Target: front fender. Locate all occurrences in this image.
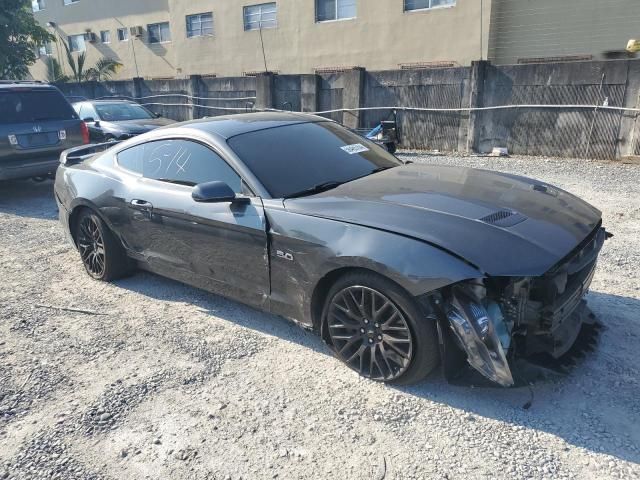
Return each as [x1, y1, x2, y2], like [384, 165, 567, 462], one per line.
[266, 208, 483, 326]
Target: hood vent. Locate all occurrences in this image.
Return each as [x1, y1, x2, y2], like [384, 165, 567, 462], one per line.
[479, 210, 527, 227]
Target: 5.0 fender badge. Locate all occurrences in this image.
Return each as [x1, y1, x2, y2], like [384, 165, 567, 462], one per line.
[276, 250, 294, 261]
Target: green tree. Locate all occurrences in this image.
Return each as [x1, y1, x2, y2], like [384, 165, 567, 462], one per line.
[45, 57, 69, 83]
[85, 57, 123, 82]
[0, 0, 54, 79]
[61, 39, 122, 82]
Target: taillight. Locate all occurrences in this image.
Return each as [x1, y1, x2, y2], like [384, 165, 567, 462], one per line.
[80, 122, 90, 144]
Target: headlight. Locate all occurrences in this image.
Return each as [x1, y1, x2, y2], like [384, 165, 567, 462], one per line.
[446, 284, 514, 387]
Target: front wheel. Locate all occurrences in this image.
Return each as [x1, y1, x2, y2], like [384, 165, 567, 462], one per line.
[323, 272, 439, 385]
[75, 210, 132, 281]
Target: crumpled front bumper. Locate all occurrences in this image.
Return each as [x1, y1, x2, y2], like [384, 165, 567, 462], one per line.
[439, 227, 608, 388]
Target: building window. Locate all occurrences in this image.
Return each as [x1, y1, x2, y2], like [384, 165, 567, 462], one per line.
[243, 3, 277, 31]
[404, 0, 455, 11]
[68, 34, 86, 52]
[37, 43, 52, 56]
[63, 0, 80, 5]
[117, 28, 129, 41]
[31, 0, 45, 12]
[186, 13, 213, 38]
[148, 22, 171, 43]
[316, 0, 356, 22]
[100, 30, 111, 43]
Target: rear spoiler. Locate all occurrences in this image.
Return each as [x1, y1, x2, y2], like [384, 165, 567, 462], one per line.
[60, 141, 121, 166]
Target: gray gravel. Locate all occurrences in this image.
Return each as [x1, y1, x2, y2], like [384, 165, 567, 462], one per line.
[0, 154, 639, 480]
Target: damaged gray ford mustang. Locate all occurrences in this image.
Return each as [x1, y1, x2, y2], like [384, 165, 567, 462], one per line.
[54, 112, 609, 387]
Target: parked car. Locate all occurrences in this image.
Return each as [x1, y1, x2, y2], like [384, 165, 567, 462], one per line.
[0, 81, 89, 181]
[72, 100, 174, 142]
[54, 112, 608, 387]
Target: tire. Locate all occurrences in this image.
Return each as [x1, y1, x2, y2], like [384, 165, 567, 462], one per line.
[75, 209, 132, 281]
[384, 142, 397, 154]
[322, 271, 440, 385]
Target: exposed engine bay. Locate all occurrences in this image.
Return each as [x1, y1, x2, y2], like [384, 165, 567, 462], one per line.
[436, 226, 608, 387]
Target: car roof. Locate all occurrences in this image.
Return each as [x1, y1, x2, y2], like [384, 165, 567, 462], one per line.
[175, 112, 331, 139]
[0, 81, 57, 90]
[75, 99, 138, 105]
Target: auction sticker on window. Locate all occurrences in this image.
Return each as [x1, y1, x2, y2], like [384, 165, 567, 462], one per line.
[340, 143, 369, 155]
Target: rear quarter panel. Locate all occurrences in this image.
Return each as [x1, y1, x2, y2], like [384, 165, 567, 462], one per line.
[55, 151, 131, 244]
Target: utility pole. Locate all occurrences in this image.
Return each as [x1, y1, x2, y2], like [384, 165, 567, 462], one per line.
[480, 0, 484, 60]
[259, 21, 268, 73]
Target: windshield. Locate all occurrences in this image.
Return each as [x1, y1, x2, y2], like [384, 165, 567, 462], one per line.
[94, 103, 154, 121]
[227, 121, 402, 198]
[0, 89, 78, 124]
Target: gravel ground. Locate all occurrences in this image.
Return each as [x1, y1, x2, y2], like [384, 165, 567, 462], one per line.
[0, 154, 639, 480]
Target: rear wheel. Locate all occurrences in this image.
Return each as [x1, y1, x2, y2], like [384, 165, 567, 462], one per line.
[384, 142, 397, 154]
[323, 272, 439, 385]
[75, 210, 132, 281]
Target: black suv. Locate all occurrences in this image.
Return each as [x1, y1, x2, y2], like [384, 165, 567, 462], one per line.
[0, 82, 88, 181]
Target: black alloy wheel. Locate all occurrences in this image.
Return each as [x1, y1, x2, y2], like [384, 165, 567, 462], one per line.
[77, 215, 106, 279]
[74, 209, 133, 282]
[327, 286, 414, 381]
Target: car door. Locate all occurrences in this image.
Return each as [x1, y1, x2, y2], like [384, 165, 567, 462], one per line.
[116, 138, 270, 308]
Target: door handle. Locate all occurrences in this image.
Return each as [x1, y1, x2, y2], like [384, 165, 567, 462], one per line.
[130, 199, 153, 211]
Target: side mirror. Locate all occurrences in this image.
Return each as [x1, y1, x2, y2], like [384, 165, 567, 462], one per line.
[154, 112, 162, 118]
[192, 181, 246, 203]
[83, 117, 99, 126]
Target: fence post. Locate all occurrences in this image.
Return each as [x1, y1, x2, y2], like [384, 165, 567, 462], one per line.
[463, 60, 488, 154]
[85, 81, 97, 100]
[189, 75, 203, 120]
[617, 60, 640, 158]
[133, 77, 145, 102]
[301, 74, 320, 113]
[342, 67, 365, 129]
[255, 72, 275, 110]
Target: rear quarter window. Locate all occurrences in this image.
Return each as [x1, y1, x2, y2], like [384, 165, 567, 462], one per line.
[0, 89, 78, 124]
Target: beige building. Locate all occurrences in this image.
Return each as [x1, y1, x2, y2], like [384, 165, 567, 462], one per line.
[488, 0, 640, 65]
[29, 0, 491, 80]
[28, 0, 638, 81]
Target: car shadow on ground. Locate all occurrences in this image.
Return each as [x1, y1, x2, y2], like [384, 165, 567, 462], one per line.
[115, 270, 640, 466]
[114, 271, 330, 356]
[0, 180, 58, 220]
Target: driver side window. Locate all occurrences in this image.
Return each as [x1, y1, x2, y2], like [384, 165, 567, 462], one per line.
[117, 139, 242, 192]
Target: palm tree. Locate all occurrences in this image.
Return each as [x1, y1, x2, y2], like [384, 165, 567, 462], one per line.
[45, 57, 70, 83]
[60, 39, 122, 82]
[85, 58, 123, 81]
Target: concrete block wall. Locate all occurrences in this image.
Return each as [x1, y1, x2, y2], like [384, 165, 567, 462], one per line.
[54, 59, 640, 159]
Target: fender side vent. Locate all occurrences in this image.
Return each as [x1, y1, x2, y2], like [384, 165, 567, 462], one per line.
[479, 210, 527, 227]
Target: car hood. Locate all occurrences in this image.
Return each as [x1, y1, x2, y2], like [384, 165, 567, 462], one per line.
[283, 164, 602, 276]
[101, 117, 173, 133]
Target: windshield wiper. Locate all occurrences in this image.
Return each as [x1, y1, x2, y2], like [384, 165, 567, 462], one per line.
[155, 178, 197, 187]
[284, 181, 343, 199]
